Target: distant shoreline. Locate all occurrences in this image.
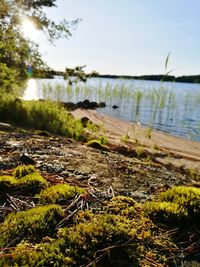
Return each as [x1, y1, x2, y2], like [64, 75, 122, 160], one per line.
[90, 74, 200, 84]
[49, 70, 200, 84]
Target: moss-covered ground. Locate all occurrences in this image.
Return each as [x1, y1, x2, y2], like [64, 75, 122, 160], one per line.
[0, 164, 200, 266]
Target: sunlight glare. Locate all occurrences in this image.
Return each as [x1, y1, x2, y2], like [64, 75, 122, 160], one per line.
[21, 18, 38, 40]
[23, 79, 38, 100]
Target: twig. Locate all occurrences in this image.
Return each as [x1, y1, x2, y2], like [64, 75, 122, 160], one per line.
[6, 195, 20, 211]
[56, 207, 81, 229]
[85, 238, 135, 267]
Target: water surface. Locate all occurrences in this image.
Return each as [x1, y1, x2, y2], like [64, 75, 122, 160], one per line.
[23, 77, 200, 142]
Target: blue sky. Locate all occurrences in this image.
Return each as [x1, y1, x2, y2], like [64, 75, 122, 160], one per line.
[36, 0, 200, 76]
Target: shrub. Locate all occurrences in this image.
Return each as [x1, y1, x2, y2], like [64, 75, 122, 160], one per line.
[38, 184, 86, 204]
[13, 165, 36, 179]
[0, 204, 64, 248]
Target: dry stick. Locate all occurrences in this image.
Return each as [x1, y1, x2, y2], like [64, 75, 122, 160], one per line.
[6, 195, 20, 211]
[185, 239, 200, 254]
[64, 195, 82, 212]
[56, 206, 81, 229]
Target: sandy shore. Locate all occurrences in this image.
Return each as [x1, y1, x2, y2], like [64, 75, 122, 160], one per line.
[72, 109, 200, 172]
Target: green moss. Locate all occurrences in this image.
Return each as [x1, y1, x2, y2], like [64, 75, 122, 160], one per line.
[86, 139, 109, 150]
[0, 205, 64, 248]
[0, 206, 178, 267]
[16, 172, 48, 195]
[0, 175, 15, 193]
[0, 168, 47, 197]
[58, 213, 138, 267]
[104, 196, 142, 219]
[144, 186, 200, 226]
[159, 186, 200, 207]
[144, 201, 187, 225]
[38, 184, 86, 204]
[13, 165, 36, 179]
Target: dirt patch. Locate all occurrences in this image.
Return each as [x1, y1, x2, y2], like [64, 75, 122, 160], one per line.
[0, 128, 196, 202]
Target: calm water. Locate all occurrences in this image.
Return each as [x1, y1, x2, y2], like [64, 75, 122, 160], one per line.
[23, 77, 200, 142]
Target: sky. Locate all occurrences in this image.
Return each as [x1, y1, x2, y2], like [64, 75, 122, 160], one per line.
[34, 0, 200, 76]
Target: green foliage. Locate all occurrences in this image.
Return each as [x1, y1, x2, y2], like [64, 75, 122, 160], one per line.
[144, 186, 200, 226]
[0, 0, 79, 90]
[0, 205, 64, 248]
[64, 65, 88, 84]
[0, 94, 28, 125]
[7, 239, 74, 267]
[0, 95, 85, 139]
[3, 238, 72, 267]
[38, 184, 86, 204]
[13, 165, 36, 179]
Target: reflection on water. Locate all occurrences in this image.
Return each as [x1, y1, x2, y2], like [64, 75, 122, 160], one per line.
[22, 77, 200, 142]
[23, 79, 38, 100]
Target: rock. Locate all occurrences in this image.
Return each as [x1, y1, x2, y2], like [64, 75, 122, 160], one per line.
[98, 102, 106, 108]
[112, 105, 119, 109]
[62, 102, 77, 110]
[130, 191, 148, 200]
[78, 99, 98, 109]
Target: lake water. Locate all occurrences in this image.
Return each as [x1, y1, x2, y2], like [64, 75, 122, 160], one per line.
[23, 77, 200, 142]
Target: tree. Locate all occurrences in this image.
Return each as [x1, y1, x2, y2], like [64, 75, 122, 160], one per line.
[64, 65, 88, 85]
[0, 0, 79, 91]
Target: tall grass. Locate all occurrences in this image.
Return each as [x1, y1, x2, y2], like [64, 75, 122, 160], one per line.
[0, 93, 85, 140]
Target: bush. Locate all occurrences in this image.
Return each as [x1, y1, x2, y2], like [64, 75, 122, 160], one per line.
[0, 204, 64, 248]
[38, 184, 86, 204]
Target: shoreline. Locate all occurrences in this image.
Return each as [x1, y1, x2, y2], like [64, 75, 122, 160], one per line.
[72, 108, 200, 171]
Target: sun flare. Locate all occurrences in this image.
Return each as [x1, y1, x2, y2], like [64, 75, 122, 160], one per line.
[21, 18, 38, 40]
